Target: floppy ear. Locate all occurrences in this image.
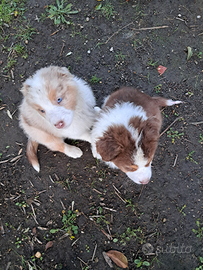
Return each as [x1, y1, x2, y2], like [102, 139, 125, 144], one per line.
[57, 67, 73, 79]
[96, 125, 133, 162]
[20, 83, 30, 96]
[141, 118, 161, 162]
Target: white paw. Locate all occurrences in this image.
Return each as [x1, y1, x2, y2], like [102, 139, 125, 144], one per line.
[166, 99, 182, 106]
[65, 145, 83, 158]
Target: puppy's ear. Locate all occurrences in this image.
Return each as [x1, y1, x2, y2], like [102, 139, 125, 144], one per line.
[141, 118, 160, 162]
[96, 125, 133, 162]
[20, 83, 30, 96]
[57, 67, 72, 79]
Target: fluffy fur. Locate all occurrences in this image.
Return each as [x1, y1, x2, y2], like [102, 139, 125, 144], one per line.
[19, 66, 96, 172]
[91, 87, 182, 185]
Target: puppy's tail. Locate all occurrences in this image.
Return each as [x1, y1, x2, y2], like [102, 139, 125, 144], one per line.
[26, 139, 40, 172]
[152, 97, 182, 107]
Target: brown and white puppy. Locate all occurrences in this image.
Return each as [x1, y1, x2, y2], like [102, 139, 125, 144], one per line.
[91, 87, 181, 184]
[19, 66, 96, 172]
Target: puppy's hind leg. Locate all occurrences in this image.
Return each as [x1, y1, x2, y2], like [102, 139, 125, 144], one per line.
[26, 139, 40, 172]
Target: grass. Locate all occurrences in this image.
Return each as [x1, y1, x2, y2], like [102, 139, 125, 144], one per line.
[95, 1, 115, 20]
[50, 209, 78, 238]
[167, 128, 184, 144]
[134, 257, 150, 268]
[0, 0, 26, 26]
[154, 84, 162, 93]
[115, 51, 126, 62]
[46, 0, 78, 25]
[196, 257, 203, 270]
[89, 74, 101, 84]
[14, 24, 36, 41]
[186, 151, 198, 165]
[199, 134, 203, 144]
[113, 227, 145, 245]
[192, 219, 203, 239]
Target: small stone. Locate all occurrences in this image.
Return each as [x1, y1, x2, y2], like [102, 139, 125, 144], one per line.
[86, 17, 90, 22]
[87, 50, 91, 54]
[163, 218, 167, 223]
[178, 14, 181, 17]
[110, 47, 113, 52]
[197, 15, 201, 19]
[25, 40, 28, 44]
[35, 252, 41, 259]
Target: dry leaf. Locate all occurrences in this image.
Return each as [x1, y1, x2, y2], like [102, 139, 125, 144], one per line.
[32, 227, 37, 236]
[7, 110, 13, 119]
[45, 241, 53, 251]
[157, 65, 167, 75]
[103, 251, 114, 268]
[106, 250, 128, 269]
[187, 46, 193, 61]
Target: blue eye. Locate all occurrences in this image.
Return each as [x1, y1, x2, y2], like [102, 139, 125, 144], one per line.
[40, 109, 45, 113]
[57, 97, 62, 104]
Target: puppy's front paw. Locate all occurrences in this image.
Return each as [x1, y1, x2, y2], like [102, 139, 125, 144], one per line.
[65, 145, 83, 158]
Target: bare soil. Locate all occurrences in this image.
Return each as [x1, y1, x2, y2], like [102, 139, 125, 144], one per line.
[0, 1, 203, 270]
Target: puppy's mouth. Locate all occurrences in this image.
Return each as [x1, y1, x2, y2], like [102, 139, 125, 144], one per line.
[55, 121, 65, 129]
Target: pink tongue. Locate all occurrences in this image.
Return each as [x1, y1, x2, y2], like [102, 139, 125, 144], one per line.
[55, 121, 64, 129]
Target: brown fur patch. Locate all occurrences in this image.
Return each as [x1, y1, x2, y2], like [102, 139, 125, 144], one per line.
[96, 125, 138, 173]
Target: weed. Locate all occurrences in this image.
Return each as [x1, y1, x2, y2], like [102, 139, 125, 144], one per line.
[3, 57, 17, 72]
[167, 128, 184, 144]
[197, 52, 202, 59]
[154, 84, 162, 93]
[14, 24, 36, 41]
[0, 0, 26, 26]
[125, 199, 136, 212]
[177, 204, 186, 216]
[192, 219, 203, 239]
[186, 151, 198, 164]
[134, 257, 150, 268]
[50, 209, 78, 238]
[147, 59, 158, 68]
[196, 257, 203, 270]
[199, 134, 203, 144]
[85, 245, 90, 253]
[15, 201, 29, 208]
[46, 0, 78, 25]
[115, 51, 126, 62]
[97, 169, 106, 179]
[89, 74, 101, 84]
[96, 1, 115, 20]
[113, 227, 145, 245]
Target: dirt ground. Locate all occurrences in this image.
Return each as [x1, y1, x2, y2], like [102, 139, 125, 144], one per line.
[0, 1, 203, 269]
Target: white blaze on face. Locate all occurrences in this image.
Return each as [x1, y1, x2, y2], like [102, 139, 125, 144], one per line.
[126, 163, 152, 185]
[126, 142, 152, 184]
[45, 103, 74, 128]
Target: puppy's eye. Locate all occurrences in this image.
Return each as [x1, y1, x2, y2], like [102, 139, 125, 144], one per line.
[40, 109, 45, 113]
[130, 164, 138, 171]
[57, 97, 62, 104]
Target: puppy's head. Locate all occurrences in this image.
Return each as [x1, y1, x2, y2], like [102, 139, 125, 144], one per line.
[96, 123, 158, 185]
[21, 66, 78, 129]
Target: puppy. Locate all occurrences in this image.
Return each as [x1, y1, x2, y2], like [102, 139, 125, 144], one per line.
[19, 66, 96, 172]
[91, 87, 182, 185]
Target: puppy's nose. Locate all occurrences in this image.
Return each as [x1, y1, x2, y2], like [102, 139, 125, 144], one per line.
[55, 120, 65, 129]
[139, 179, 150, 185]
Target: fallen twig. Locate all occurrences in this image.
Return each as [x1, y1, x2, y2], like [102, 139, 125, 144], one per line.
[114, 191, 126, 204]
[190, 121, 203, 125]
[31, 204, 39, 225]
[159, 117, 182, 137]
[91, 243, 97, 261]
[172, 154, 178, 167]
[103, 206, 117, 212]
[59, 43, 65, 57]
[92, 188, 103, 194]
[138, 185, 144, 200]
[132, 25, 169, 31]
[101, 229, 112, 240]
